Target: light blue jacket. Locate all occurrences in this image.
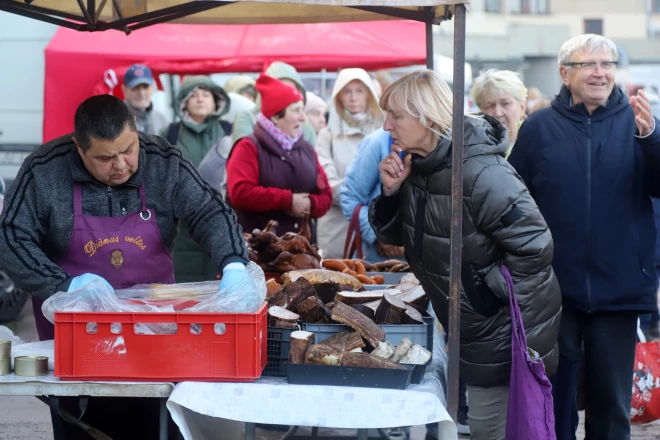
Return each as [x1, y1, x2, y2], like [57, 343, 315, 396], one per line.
[339, 129, 392, 262]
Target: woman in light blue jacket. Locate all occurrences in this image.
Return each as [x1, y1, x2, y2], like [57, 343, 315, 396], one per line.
[339, 128, 404, 262]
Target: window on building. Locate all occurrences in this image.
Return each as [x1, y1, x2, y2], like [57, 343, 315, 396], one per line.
[512, 0, 549, 14]
[654, 0, 660, 13]
[485, 0, 502, 13]
[584, 19, 603, 35]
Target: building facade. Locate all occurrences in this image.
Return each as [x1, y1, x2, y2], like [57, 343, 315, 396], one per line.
[434, 0, 660, 97]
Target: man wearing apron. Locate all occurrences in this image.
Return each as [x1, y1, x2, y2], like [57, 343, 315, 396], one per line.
[0, 95, 248, 439]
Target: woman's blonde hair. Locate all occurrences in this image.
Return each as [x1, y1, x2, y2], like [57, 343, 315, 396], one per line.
[471, 69, 527, 109]
[379, 69, 454, 142]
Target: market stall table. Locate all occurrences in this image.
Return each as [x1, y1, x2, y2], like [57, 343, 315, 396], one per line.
[0, 372, 174, 440]
[167, 372, 456, 440]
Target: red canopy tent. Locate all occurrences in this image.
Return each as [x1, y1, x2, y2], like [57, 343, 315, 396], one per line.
[43, 21, 425, 141]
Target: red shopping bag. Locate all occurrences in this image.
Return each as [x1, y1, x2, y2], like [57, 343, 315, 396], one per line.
[631, 327, 660, 424]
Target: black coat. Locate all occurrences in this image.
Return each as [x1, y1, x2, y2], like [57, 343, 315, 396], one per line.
[509, 85, 660, 313]
[370, 115, 562, 388]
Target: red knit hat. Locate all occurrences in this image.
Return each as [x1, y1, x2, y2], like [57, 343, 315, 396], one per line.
[256, 74, 304, 119]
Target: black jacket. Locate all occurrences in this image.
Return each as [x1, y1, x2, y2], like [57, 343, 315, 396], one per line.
[370, 115, 562, 387]
[509, 85, 660, 312]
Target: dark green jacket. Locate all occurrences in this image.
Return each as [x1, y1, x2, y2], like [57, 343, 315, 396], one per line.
[369, 114, 561, 388]
[159, 76, 232, 282]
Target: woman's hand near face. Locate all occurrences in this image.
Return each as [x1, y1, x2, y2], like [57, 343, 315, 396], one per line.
[379, 148, 412, 196]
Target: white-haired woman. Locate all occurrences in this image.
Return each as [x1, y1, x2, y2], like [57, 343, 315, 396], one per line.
[471, 69, 527, 158]
[316, 68, 384, 259]
[368, 70, 562, 439]
[304, 91, 328, 134]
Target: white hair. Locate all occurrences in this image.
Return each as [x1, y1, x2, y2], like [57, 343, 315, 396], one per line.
[471, 69, 528, 109]
[558, 34, 619, 67]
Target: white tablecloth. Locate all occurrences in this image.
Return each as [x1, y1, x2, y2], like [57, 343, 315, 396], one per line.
[167, 320, 456, 439]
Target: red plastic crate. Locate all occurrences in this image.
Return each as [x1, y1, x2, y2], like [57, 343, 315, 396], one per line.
[54, 302, 268, 382]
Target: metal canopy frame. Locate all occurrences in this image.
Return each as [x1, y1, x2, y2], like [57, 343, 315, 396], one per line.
[0, 1, 454, 34]
[0, 0, 468, 421]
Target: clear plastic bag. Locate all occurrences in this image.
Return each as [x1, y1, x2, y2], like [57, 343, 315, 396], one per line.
[115, 280, 221, 302]
[41, 279, 169, 325]
[42, 262, 267, 326]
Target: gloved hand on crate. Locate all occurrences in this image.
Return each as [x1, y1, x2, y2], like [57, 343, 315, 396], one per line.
[67, 273, 115, 294]
[219, 263, 246, 292]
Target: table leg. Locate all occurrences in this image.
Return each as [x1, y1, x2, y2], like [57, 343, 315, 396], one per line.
[245, 422, 256, 440]
[357, 428, 369, 440]
[159, 397, 169, 440]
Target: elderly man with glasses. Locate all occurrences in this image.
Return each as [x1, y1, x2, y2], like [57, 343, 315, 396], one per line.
[509, 34, 660, 440]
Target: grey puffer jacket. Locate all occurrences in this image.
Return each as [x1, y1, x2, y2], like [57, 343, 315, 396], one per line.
[369, 114, 561, 388]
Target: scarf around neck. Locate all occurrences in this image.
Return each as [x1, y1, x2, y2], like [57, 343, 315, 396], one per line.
[256, 113, 302, 151]
[342, 109, 372, 128]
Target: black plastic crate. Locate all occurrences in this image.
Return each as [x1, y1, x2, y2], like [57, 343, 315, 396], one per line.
[264, 357, 288, 377]
[286, 362, 414, 389]
[265, 326, 296, 376]
[408, 363, 427, 384]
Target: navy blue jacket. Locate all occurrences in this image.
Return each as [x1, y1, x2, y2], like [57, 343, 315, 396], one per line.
[508, 85, 660, 313]
[653, 198, 660, 268]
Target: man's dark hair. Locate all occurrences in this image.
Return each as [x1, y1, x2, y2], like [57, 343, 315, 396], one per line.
[74, 95, 137, 152]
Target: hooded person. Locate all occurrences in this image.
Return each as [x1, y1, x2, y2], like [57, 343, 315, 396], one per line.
[231, 62, 317, 147]
[224, 75, 258, 102]
[226, 74, 332, 242]
[315, 68, 384, 259]
[222, 92, 256, 125]
[159, 75, 232, 283]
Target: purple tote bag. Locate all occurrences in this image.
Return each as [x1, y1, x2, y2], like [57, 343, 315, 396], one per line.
[501, 265, 556, 440]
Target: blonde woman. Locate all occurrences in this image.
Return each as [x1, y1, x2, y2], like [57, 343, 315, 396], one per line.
[471, 69, 527, 158]
[316, 68, 384, 259]
[368, 70, 561, 439]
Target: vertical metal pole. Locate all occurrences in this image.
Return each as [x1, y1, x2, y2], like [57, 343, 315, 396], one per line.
[245, 422, 256, 440]
[169, 74, 178, 122]
[87, 0, 96, 30]
[321, 68, 327, 99]
[159, 397, 169, 440]
[425, 8, 434, 70]
[447, 3, 467, 420]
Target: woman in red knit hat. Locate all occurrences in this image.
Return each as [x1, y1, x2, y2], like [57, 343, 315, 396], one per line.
[226, 74, 332, 243]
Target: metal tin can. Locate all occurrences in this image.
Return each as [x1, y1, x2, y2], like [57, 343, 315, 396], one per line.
[14, 356, 48, 377]
[0, 340, 11, 359]
[0, 358, 10, 376]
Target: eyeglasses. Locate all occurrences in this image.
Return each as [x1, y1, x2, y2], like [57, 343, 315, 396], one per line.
[563, 61, 618, 72]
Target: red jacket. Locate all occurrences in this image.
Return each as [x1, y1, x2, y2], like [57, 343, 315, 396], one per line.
[226, 137, 332, 220]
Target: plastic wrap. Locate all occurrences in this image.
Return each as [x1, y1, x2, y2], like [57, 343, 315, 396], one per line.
[0, 325, 24, 346]
[116, 281, 220, 302]
[42, 262, 267, 326]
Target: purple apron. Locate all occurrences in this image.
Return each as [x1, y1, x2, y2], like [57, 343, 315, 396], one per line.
[502, 265, 557, 440]
[32, 182, 175, 341]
